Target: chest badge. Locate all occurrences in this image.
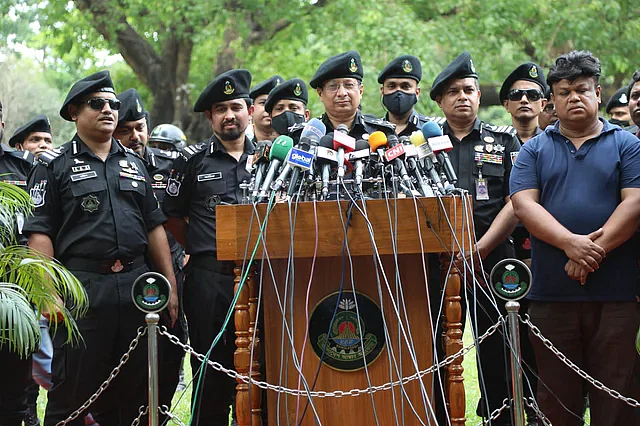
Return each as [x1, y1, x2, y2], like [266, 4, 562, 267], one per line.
[474, 145, 484, 152]
[494, 144, 505, 154]
[485, 144, 493, 153]
[153, 174, 164, 181]
[483, 136, 495, 143]
[119, 160, 129, 168]
[81, 195, 100, 213]
[205, 195, 221, 212]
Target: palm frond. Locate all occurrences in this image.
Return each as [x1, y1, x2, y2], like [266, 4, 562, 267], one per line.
[0, 180, 33, 247]
[0, 283, 40, 358]
[0, 245, 88, 345]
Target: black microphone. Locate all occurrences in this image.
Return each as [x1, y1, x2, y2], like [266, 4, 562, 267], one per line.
[287, 119, 326, 198]
[400, 136, 434, 197]
[250, 140, 273, 201]
[316, 134, 337, 199]
[345, 139, 370, 190]
[257, 135, 294, 202]
[384, 134, 414, 192]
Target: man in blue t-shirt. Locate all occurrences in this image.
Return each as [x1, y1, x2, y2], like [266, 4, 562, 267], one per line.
[510, 50, 640, 426]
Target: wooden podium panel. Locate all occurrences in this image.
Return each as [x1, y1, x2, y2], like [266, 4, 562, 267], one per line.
[217, 197, 469, 426]
[262, 254, 435, 426]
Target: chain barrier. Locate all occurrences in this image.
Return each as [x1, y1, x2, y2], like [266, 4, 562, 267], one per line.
[159, 405, 188, 426]
[488, 398, 511, 422]
[524, 397, 552, 426]
[55, 327, 147, 426]
[130, 405, 149, 426]
[521, 314, 640, 408]
[159, 318, 503, 398]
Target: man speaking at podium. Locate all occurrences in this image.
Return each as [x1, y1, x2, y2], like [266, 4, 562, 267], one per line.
[163, 69, 255, 425]
[511, 50, 640, 426]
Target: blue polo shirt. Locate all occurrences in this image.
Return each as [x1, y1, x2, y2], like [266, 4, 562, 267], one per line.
[510, 119, 640, 301]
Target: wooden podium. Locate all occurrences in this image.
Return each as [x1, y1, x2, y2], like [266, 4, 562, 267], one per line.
[217, 196, 469, 426]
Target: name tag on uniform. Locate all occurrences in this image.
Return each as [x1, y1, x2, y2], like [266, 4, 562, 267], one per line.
[474, 152, 503, 165]
[119, 172, 146, 182]
[70, 171, 98, 182]
[197, 172, 222, 182]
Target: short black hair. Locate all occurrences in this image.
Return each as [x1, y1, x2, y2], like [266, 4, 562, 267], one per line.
[627, 70, 640, 98]
[547, 50, 601, 93]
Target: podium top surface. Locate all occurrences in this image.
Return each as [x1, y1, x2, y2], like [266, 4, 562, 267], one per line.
[216, 196, 469, 261]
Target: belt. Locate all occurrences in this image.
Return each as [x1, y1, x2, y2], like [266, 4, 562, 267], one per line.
[64, 256, 146, 274]
[189, 255, 236, 276]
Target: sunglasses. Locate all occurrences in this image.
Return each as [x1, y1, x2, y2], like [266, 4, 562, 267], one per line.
[86, 97, 121, 111]
[507, 89, 544, 102]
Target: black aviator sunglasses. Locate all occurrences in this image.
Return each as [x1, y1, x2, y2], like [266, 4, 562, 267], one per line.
[85, 97, 121, 111]
[507, 89, 544, 102]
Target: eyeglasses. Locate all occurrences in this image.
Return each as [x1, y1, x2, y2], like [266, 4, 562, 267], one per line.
[86, 97, 121, 111]
[543, 104, 556, 113]
[323, 81, 359, 93]
[507, 89, 544, 102]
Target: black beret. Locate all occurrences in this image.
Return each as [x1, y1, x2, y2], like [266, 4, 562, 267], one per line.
[430, 51, 478, 100]
[8, 114, 51, 147]
[264, 79, 309, 114]
[117, 88, 146, 123]
[606, 86, 629, 114]
[60, 70, 115, 121]
[310, 50, 363, 89]
[378, 55, 422, 84]
[249, 75, 283, 100]
[194, 69, 252, 112]
[499, 63, 547, 103]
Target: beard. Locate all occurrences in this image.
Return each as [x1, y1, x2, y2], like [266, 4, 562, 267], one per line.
[218, 119, 244, 141]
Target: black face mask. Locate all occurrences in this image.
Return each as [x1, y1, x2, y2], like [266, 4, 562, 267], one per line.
[609, 118, 630, 128]
[271, 110, 305, 136]
[383, 91, 417, 116]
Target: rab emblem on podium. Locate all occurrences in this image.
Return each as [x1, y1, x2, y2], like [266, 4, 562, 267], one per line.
[309, 291, 385, 371]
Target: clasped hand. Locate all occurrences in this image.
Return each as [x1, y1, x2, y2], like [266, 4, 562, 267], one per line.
[563, 229, 606, 285]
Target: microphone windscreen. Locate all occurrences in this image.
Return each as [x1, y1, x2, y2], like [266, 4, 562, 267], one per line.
[355, 139, 370, 151]
[318, 134, 334, 149]
[269, 135, 294, 160]
[421, 121, 443, 139]
[336, 124, 349, 134]
[300, 118, 326, 142]
[409, 131, 426, 147]
[368, 131, 388, 151]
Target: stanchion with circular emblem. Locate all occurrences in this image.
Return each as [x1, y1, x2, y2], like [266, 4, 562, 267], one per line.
[489, 258, 532, 426]
[131, 272, 171, 426]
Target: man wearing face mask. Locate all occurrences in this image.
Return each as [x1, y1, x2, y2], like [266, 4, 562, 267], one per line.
[378, 55, 444, 136]
[249, 75, 282, 142]
[265, 78, 310, 136]
[310, 50, 394, 140]
[605, 86, 632, 128]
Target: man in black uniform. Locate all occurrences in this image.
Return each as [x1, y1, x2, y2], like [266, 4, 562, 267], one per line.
[0, 98, 37, 426]
[310, 50, 395, 139]
[9, 114, 54, 159]
[430, 51, 523, 425]
[250, 75, 282, 142]
[378, 54, 444, 136]
[114, 88, 187, 414]
[265, 77, 310, 135]
[23, 71, 178, 426]
[163, 69, 255, 426]
[605, 86, 632, 128]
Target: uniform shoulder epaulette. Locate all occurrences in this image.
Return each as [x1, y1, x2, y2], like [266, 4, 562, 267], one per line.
[7, 149, 35, 164]
[179, 142, 207, 161]
[424, 116, 446, 126]
[362, 114, 396, 131]
[483, 122, 516, 136]
[36, 146, 66, 166]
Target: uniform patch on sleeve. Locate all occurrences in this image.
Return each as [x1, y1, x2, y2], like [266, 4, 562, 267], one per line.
[510, 151, 519, 165]
[30, 180, 47, 208]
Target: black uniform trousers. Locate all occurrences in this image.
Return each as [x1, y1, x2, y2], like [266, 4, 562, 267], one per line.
[0, 347, 32, 426]
[184, 256, 236, 426]
[45, 265, 155, 426]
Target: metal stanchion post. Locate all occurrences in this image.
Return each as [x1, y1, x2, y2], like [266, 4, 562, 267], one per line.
[489, 258, 532, 426]
[147, 312, 160, 426]
[132, 272, 172, 426]
[506, 301, 525, 426]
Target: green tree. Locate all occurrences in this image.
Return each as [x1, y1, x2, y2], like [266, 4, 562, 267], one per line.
[0, 182, 87, 356]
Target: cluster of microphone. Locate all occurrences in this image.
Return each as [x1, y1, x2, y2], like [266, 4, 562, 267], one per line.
[243, 118, 460, 203]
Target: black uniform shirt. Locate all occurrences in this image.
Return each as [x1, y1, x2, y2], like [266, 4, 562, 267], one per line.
[143, 147, 179, 204]
[162, 136, 255, 256]
[444, 118, 521, 238]
[23, 136, 166, 261]
[320, 111, 395, 140]
[0, 144, 33, 189]
[383, 110, 446, 137]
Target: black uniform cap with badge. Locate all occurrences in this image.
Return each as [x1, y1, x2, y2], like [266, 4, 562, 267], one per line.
[606, 86, 630, 127]
[59, 70, 119, 121]
[309, 50, 363, 89]
[378, 55, 422, 117]
[194, 69, 252, 113]
[264, 78, 309, 136]
[499, 62, 547, 104]
[429, 51, 478, 100]
[117, 88, 147, 125]
[8, 114, 52, 148]
[249, 75, 283, 101]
